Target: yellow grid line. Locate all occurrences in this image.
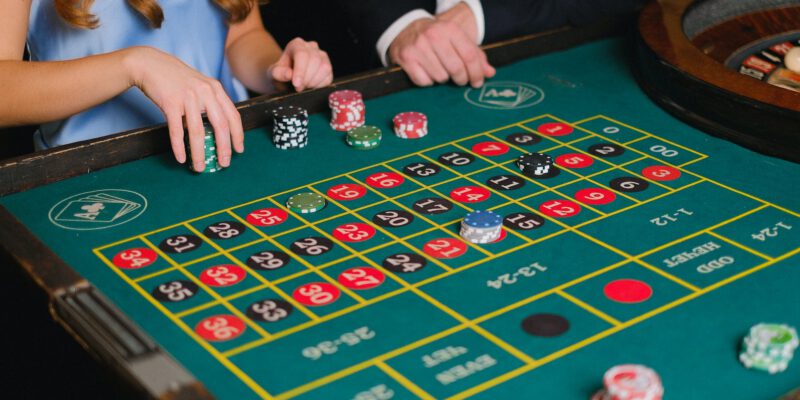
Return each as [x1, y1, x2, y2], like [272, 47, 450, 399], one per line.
[183, 222, 319, 321]
[555, 289, 621, 326]
[519, 123, 675, 192]
[375, 361, 435, 400]
[483, 131, 643, 205]
[705, 230, 773, 261]
[93, 249, 275, 399]
[380, 163, 496, 258]
[449, 246, 800, 399]
[89, 113, 800, 400]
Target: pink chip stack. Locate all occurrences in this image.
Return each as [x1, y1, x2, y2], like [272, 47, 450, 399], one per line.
[329, 90, 365, 131]
[393, 111, 428, 139]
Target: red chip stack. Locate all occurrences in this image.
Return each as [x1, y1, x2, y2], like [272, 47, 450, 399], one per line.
[591, 364, 664, 400]
[393, 111, 428, 139]
[329, 90, 365, 131]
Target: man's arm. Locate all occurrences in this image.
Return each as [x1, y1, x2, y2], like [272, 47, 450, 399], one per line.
[481, 0, 647, 44]
[337, 0, 436, 66]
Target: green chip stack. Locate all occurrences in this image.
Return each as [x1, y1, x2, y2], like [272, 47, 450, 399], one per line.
[739, 323, 799, 374]
[187, 125, 222, 173]
[286, 192, 326, 214]
[346, 125, 381, 150]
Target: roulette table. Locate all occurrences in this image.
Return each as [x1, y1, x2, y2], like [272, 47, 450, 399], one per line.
[1, 5, 799, 399]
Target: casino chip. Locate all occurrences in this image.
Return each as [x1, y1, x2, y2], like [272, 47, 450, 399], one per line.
[187, 125, 222, 173]
[271, 105, 309, 150]
[286, 192, 326, 214]
[346, 125, 382, 150]
[393, 111, 428, 139]
[516, 152, 554, 177]
[739, 323, 798, 374]
[460, 210, 503, 244]
[593, 364, 664, 400]
[329, 90, 365, 131]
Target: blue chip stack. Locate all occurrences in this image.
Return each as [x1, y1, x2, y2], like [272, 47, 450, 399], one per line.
[460, 210, 503, 244]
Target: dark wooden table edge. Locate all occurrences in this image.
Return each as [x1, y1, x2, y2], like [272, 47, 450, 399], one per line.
[0, 16, 631, 198]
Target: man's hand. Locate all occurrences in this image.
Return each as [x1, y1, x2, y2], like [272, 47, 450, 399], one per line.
[388, 3, 495, 88]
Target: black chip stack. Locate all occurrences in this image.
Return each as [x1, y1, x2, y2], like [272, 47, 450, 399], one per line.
[516, 152, 553, 177]
[271, 105, 309, 150]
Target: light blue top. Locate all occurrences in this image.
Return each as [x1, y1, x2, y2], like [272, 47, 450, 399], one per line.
[27, 0, 248, 149]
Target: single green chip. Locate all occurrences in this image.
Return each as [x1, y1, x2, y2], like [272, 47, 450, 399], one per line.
[347, 125, 382, 142]
[286, 192, 326, 214]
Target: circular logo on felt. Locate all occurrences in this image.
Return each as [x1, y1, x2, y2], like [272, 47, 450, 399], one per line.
[464, 81, 545, 110]
[48, 189, 147, 231]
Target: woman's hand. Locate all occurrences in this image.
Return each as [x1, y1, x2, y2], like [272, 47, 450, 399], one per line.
[269, 38, 333, 92]
[125, 46, 244, 172]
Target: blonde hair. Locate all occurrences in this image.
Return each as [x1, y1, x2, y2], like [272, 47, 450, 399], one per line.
[54, 0, 254, 29]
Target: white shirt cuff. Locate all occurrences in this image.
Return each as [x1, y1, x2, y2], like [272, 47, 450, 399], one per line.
[436, 0, 485, 44]
[376, 9, 434, 67]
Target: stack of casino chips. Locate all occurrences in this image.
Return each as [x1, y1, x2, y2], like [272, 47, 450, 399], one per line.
[739, 323, 799, 374]
[187, 125, 222, 173]
[329, 90, 365, 131]
[592, 364, 664, 400]
[460, 210, 503, 244]
[271, 105, 308, 150]
[346, 125, 382, 150]
[516, 152, 553, 177]
[393, 111, 428, 139]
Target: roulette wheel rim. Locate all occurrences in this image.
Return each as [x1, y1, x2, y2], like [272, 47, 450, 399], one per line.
[635, 0, 800, 163]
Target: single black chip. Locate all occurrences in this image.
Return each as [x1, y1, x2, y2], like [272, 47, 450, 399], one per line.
[246, 298, 293, 323]
[246, 250, 291, 271]
[506, 132, 542, 146]
[438, 151, 475, 167]
[290, 236, 334, 256]
[203, 221, 246, 240]
[403, 162, 440, 178]
[486, 175, 526, 191]
[521, 313, 570, 337]
[528, 166, 561, 179]
[382, 253, 427, 273]
[372, 210, 415, 228]
[503, 212, 545, 230]
[588, 143, 625, 157]
[158, 234, 202, 254]
[413, 197, 454, 215]
[609, 176, 649, 192]
[152, 280, 199, 302]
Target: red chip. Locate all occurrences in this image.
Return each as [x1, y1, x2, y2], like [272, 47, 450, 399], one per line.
[538, 122, 574, 136]
[246, 207, 288, 227]
[293, 282, 341, 306]
[450, 186, 491, 203]
[539, 199, 581, 218]
[423, 238, 468, 259]
[200, 264, 247, 287]
[603, 279, 653, 303]
[365, 172, 404, 188]
[574, 188, 616, 205]
[472, 141, 510, 156]
[338, 267, 385, 290]
[641, 165, 681, 181]
[327, 183, 367, 201]
[328, 90, 362, 106]
[556, 153, 594, 169]
[332, 222, 376, 242]
[195, 315, 246, 342]
[112, 248, 157, 269]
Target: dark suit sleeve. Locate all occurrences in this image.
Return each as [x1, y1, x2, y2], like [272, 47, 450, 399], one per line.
[481, 0, 647, 44]
[337, 0, 437, 59]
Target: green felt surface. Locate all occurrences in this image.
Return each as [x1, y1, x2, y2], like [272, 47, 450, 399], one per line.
[3, 38, 800, 399]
